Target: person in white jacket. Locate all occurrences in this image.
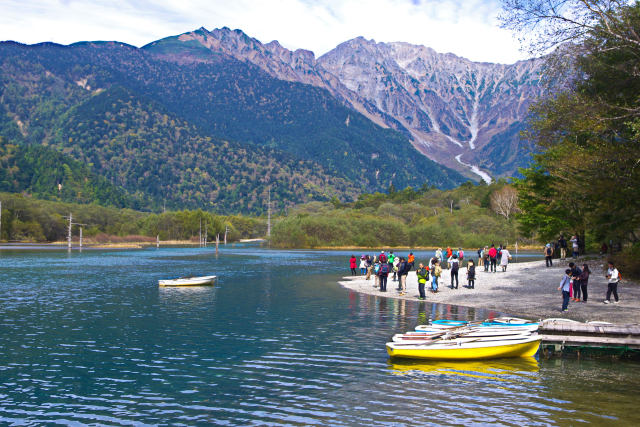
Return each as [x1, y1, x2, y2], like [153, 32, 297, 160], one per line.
[604, 261, 620, 304]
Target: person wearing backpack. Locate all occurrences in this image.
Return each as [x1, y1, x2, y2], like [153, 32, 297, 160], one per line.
[396, 257, 407, 292]
[398, 257, 411, 295]
[458, 248, 464, 261]
[604, 261, 621, 304]
[416, 263, 429, 300]
[379, 250, 387, 264]
[377, 260, 390, 292]
[544, 244, 554, 267]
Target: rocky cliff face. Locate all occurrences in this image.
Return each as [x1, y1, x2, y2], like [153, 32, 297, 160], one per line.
[318, 38, 546, 181]
[146, 28, 547, 181]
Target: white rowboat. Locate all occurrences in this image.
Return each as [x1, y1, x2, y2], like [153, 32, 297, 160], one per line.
[158, 275, 217, 286]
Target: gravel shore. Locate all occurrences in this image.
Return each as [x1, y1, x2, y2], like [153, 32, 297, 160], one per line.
[338, 258, 640, 323]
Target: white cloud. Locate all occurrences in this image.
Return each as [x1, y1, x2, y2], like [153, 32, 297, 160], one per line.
[0, 0, 529, 63]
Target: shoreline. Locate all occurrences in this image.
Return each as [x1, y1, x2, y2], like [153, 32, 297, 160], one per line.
[338, 258, 640, 324]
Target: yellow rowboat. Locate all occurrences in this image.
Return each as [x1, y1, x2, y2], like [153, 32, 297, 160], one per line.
[386, 336, 541, 360]
[158, 275, 216, 286]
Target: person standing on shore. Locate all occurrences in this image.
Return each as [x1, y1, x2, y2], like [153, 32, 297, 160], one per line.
[408, 252, 415, 270]
[558, 269, 572, 312]
[570, 235, 579, 259]
[365, 255, 373, 280]
[544, 244, 554, 267]
[373, 260, 380, 288]
[449, 254, 460, 289]
[483, 247, 490, 272]
[558, 235, 567, 260]
[569, 262, 583, 302]
[392, 255, 400, 282]
[604, 261, 621, 304]
[477, 247, 484, 268]
[467, 259, 476, 289]
[377, 260, 390, 292]
[432, 260, 441, 293]
[579, 264, 591, 302]
[359, 256, 367, 275]
[349, 255, 357, 276]
[435, 248, 443, 264]
[416, 263, 429, 300]
[488, 244, 498, 272]
[445, 247, 453, 269]
[500, 245, 511, 272]
[397, 257, 407, 293]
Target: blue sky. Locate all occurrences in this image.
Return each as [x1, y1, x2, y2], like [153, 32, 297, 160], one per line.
[1, 0, 528, 63]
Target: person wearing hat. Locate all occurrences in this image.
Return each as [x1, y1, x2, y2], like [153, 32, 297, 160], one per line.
[379, 250, 387, 264]
[544, 243, 554, 267]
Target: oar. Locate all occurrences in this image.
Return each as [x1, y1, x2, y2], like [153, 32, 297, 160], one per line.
[408, 320, 485, 343]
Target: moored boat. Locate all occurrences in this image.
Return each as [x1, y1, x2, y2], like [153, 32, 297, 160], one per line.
[393, 329, 534, 342]
[415, 323, 539, 333]
[386, 335, 542, 360]
[158, 275, 217, 286]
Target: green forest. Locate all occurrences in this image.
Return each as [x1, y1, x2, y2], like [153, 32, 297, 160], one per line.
[271, 182, 524, 249]
[0, 192, 265, 243]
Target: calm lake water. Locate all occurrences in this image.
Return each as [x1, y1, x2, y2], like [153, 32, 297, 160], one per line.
[0, 246, 638, 425]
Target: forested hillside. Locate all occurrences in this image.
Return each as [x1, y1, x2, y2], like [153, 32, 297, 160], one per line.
[0, 138, 135, 207]
[0, 40, 466, 213]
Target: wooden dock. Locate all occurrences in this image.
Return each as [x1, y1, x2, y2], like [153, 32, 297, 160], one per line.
[539, 319, 640, 358]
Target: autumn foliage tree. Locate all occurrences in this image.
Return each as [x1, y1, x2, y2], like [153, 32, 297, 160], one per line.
[502, 1, 640, 252]
[490, 186, 520, 220]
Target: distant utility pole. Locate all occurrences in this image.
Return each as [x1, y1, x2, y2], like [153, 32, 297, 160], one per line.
[204, 221, 208, 247]
[64, 213, 86, 251]
[224, 225, 228, 245]
[67, 212, 73, 250]
[215, 233, 219, 254]
[199, 218, 202, 248]
[267, 187, 271, 238]
[0, 200, 2, 242]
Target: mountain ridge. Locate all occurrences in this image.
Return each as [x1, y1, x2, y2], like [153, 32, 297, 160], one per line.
[146, 27, 545, 180]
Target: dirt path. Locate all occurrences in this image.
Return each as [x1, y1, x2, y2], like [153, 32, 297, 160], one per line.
[338, 258, 639, 323]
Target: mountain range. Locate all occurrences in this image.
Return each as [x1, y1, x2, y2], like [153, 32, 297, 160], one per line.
[151, 27, 546, 180]
[0, 27, 545, 213]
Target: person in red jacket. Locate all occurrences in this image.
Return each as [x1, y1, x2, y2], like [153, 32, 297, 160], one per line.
[488, 244, 498, 273]
[349, 255, 357, 276]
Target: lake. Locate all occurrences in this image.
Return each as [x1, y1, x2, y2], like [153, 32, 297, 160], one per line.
[0, 246, 638, 425]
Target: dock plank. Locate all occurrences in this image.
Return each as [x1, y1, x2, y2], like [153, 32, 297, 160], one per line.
[540, 334, 640, 348]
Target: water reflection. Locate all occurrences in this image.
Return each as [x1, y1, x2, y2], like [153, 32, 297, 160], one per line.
[389, 357, 540, 379]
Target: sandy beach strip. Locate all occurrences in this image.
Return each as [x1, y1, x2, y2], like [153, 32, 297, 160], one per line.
[338, 258, 640, 324]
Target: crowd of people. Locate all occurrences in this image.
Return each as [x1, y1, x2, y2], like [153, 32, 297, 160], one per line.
[349, 243, 625, 311]
[348, 244, 513, 300]
[558, 260, 621, 311]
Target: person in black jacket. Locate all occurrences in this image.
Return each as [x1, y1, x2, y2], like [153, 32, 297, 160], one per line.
[397, 257, 409, 295]
[569, 262, 583, 302]
[467, 259, 476, 289]
[449, 254, 460, 289]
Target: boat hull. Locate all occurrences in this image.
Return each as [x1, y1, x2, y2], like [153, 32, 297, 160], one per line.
[387, 337, 541, 360]
[158, 275, 216, 286]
